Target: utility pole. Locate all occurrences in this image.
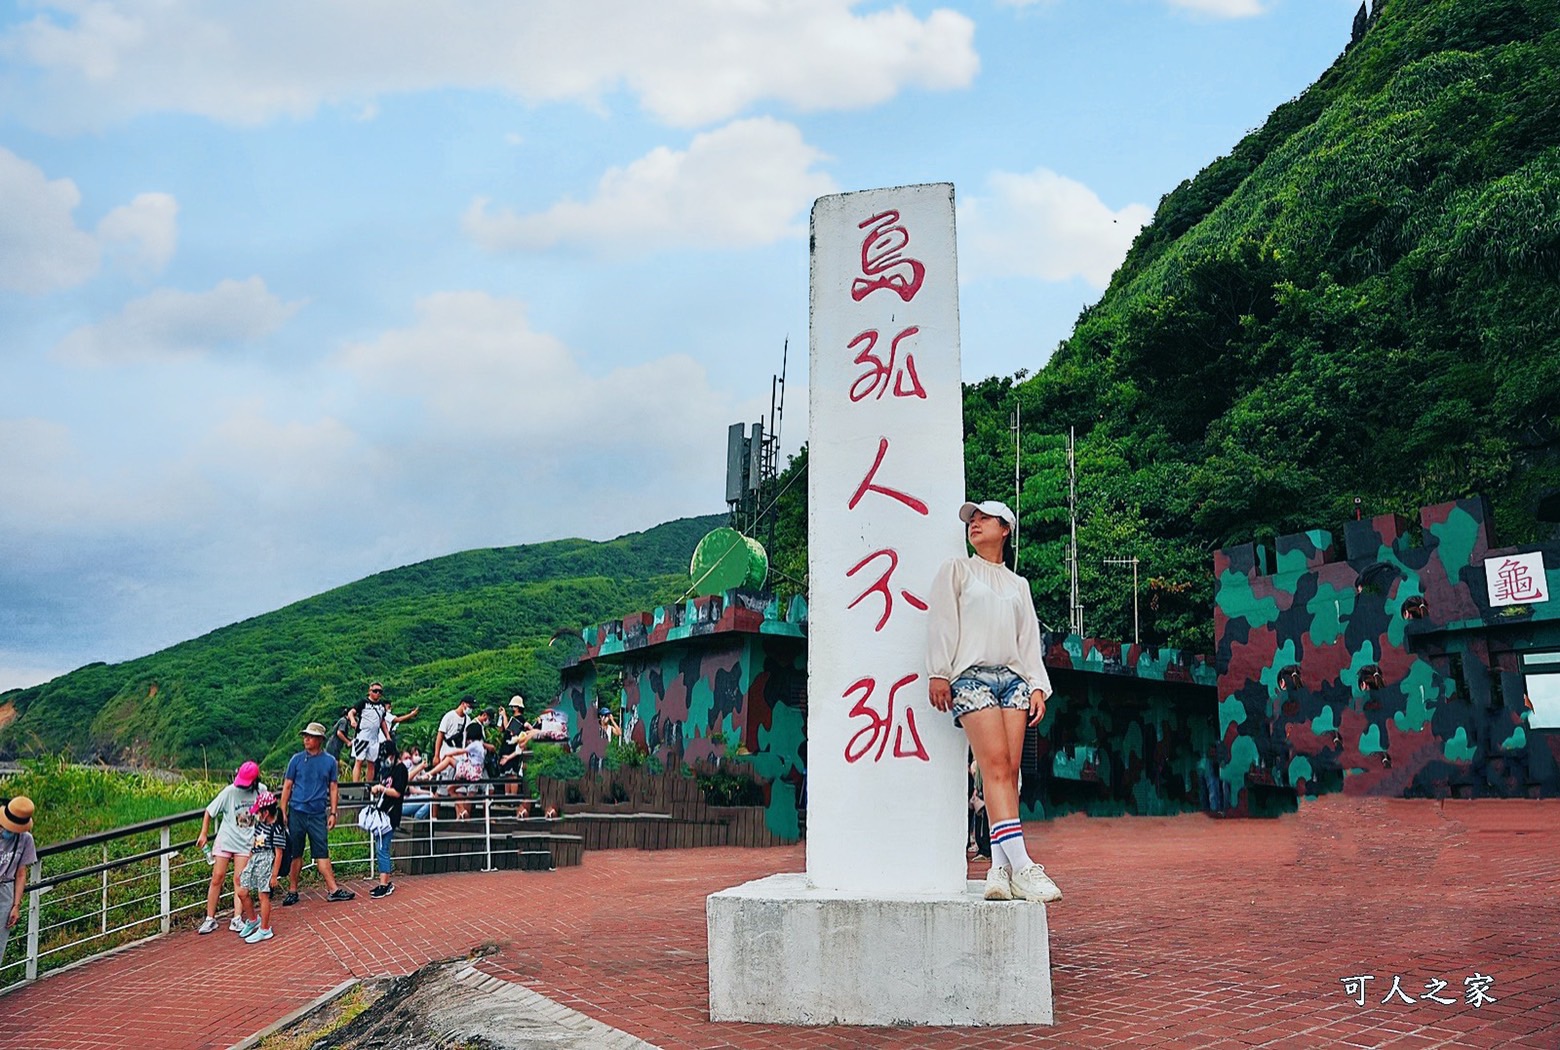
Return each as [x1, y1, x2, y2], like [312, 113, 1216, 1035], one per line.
[1068, 427, 1082, 637]
[1103, 556, 1141, 645]
[1010, 404, 1021, 569]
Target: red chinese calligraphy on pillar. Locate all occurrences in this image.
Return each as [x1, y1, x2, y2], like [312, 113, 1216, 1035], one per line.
[848, 327, 928, 403]
[847, 437, 929, 516]
[842, 673, 931, 764]
[846, 548, 929, 632]
[850, 210, 926, 303]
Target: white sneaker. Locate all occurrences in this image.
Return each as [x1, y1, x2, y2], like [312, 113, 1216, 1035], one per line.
[1010, 863, 1062, 903]
[228, 916, 245, 932]
[983, 864, 1013, 901]
[197, 917, 220, 934]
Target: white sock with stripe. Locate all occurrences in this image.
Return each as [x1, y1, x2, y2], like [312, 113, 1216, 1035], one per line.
[989, 819, 1033, 871]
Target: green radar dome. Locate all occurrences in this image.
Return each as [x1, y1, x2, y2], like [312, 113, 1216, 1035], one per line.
[688, 528, 768, 596]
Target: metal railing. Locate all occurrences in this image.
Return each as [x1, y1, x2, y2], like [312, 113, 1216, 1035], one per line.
[0, 778, 551, 993]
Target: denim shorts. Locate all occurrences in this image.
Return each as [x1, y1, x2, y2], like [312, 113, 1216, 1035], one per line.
[949, 665, 1032, 727]
[286, 808, 329, 861]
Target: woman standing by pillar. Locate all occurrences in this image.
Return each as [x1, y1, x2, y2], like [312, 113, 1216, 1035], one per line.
[926, 500, 1062, 903]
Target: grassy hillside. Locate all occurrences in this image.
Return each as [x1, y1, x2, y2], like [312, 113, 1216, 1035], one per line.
[0, 515, 722, 771]
[774, 0, 1559, 651]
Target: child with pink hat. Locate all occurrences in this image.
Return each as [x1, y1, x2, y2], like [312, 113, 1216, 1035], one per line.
[196, 761, 267, 935]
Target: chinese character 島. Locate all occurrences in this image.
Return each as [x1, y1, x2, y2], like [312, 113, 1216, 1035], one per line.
[850, 210, 926, 303]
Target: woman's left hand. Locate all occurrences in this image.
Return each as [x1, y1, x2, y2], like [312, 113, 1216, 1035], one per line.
[1027, 690, 1047, 728]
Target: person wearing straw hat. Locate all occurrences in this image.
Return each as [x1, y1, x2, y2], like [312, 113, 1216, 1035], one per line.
[498, 695, 534, 796]
[279, 722, 355, 906]
[0, 796, 38, 967]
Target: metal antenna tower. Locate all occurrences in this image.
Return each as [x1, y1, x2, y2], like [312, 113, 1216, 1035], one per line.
[725, 340, 789, 543]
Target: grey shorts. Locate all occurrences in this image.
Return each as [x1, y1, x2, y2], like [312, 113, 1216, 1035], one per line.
[950, 665, 1032, 727]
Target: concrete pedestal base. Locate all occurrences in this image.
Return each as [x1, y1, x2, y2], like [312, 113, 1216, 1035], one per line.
[706, 873, 1053, 1026]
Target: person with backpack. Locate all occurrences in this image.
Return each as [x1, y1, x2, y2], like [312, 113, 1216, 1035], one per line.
[351, 683, 419, 784]
[237, 791, 286, 943]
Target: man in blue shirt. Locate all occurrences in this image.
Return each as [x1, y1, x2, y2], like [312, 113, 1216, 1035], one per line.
[279, 722, 355, 905]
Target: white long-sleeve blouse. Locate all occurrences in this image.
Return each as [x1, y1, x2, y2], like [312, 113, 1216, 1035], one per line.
[925, 554, 1052, 696]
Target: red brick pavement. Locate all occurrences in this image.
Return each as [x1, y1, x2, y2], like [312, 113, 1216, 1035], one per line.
[0, 796, 1555, 1050]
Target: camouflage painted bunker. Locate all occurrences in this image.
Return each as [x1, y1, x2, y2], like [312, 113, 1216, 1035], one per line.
[1215, 497, 1560, 812]
[553, 496, 1558, 828]
[556, 588, 809, 841]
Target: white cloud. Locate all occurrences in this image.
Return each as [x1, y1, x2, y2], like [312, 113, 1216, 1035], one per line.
[2, 1, 979, 130]
[0, 149, 178, 293]
[97, 191, 178, 276]
[52, 276, 304, 365]
[1168, 0, 1268, 17]
[958, 167, 1151, 289]
[338, 291, 736, 446]
[464, 118, 836, 254]
[0, 147, 100, 292]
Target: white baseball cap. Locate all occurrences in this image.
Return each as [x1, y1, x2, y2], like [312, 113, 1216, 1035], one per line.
[958, 500, 1016, 528]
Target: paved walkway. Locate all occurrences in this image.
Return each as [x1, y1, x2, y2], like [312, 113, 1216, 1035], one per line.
[1, 796, 1556, 1050]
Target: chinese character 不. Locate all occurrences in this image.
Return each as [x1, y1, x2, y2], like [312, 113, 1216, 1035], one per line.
[848, 327, 927, 403]
[843, 673, 930, 763]
[1340, 975, 1374, 1006]
[1381, 975, 1415, 1005]
[846, 549, 928, 632]
[1463, 973, 1497, 1008]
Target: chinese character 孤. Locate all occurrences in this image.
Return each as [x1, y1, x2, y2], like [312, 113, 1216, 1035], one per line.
[1381, 975, 1415, 1005]
[848, 437, 929, 516]
[850, 210, 926, 303]
[848, 327, 927, 403]
[1420, 977, 1456, 1005]
[1492, 558, 1544, 603]
[843, 673, 930, 763]
[846, 549, 928, 632]
[1463, 973, 1497, 1008]
[1340, 975, 1375, 1006]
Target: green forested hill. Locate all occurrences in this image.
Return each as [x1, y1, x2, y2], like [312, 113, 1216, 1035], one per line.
[0, 515, 722, 770]
[776, 0, 1560, 652]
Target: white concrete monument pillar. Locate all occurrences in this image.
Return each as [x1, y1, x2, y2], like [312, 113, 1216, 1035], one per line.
[804, 183, 970, 894]
[708, 184, 1053, 1027]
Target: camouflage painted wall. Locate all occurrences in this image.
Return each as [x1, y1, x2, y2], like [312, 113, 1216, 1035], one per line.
[1214, 497, 1560, 813]
[559, 593, 1224, 831]
[1020, 635, 1220, 820]
[557, 588, 808, 840]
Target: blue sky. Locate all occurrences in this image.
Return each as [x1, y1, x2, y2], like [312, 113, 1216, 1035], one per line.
[0, 0, 1361, 691]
